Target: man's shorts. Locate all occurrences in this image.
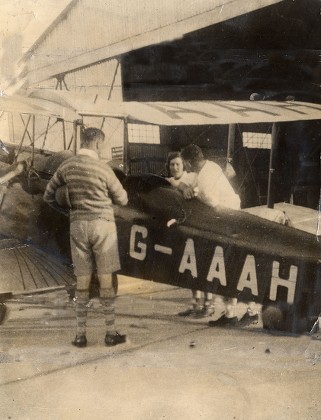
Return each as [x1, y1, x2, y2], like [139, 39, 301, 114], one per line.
[70, 219, 121, 277]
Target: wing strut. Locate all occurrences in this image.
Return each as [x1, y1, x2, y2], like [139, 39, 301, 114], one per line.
[100, 59, 120, 131]
[226, 123, 237, 180]
[15, 115, 32, 161]
[267, 123, 279, 209]
[123, 117, 129, 174]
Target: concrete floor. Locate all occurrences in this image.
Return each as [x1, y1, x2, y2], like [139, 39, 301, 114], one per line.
[1, 276, 321, 420]
[1, 183, 321, 419]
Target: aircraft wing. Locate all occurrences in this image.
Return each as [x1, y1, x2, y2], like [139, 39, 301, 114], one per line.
[28, 89, 321, 125]
[0, 236, 75, 296]
[0, 93, 78, 121]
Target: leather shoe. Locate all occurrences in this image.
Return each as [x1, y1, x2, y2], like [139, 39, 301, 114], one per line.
[105, 331, 126, 347]
[238, 312, 259, 327]
[195, 306, 215, 318]
[72, 335, 87, 348]
[178, 307, 198, 317]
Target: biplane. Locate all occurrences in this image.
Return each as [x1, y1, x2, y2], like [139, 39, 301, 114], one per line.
[0, 89, 321, 334]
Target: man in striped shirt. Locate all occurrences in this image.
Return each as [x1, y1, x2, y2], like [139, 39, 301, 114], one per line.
[44, 127, 128, 348]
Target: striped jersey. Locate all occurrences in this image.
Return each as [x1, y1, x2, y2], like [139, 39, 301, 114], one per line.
[43, 149, 128, 222]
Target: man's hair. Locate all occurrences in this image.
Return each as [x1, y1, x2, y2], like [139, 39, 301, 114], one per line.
[81, 127, 105, 146]
[181, 144, 204, 162]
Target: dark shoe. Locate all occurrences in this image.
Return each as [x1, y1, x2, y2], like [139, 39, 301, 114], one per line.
[239, 312, 259, 327]
[178, 307, 199, 317]
[195, 306, 215, 318]
[208, 315, 238, 328]
[72, 335, 87, 348]
[105, 331, 127, 347]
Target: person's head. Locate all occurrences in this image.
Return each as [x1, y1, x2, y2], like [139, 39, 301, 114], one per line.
[81, 127, 105, 155]
[181, 144, 204, 173]
[167, 151, 186, 179]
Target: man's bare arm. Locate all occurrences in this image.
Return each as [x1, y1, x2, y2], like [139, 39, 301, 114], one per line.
[177, 182, 195, 200]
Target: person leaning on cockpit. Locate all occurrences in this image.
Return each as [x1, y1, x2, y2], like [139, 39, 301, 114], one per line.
[179, 144, 240, 210]
[166, 151, 214, 318]
[179, 144, 259, 327]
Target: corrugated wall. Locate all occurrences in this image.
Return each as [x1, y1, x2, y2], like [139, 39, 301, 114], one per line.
[22, 0, 283, 83]
[25, 0, 247, 70]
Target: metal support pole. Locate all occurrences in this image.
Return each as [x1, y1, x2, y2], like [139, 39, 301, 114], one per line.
[15, 114, 32, 160]
[41, 117, 51, 149]
[267, 123, 278, 209]
[55, 74, 68, 91]
[62, 120, 66, 150]
[108, 59, 120, 101]
[227, 124, 236, 162]
[226, 124, 236, 179]
[19, 114, 33, 143]
[8, 112, 15, 145]
[99, 60, 120, 130]
[123, 118, 129, 175]
[62, 78, 69, 91]
[31, 114, 35, 167]
[73, 120, 78, 155]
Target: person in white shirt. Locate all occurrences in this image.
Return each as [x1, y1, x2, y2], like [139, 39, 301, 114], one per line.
[180, 144, 258, 327]
[180, 145, 240, 210]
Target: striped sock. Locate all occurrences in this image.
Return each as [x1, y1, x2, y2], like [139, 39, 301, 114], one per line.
[100, 296, 116, 334]
[75, 290, 89, 337]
